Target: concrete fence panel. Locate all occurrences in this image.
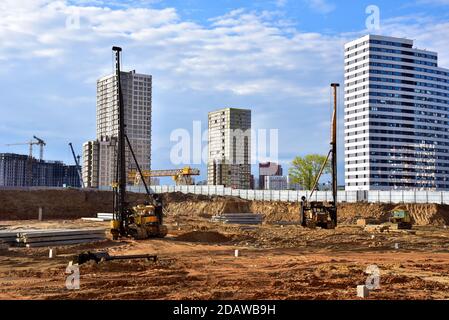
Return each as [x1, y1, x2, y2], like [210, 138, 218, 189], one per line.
[428, 191, 443, 204]
[83, 185, 449, 204]
[442, 192, 449, 205]
[288, 191, 299, 202]
[280, 191, 290, 202]
[414, 191, 428, 204]
[255, 190, 264, 201]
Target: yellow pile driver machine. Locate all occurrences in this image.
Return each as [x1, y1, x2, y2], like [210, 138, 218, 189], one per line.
[110, 46, 167, 240]
[299, 83, 339, 229]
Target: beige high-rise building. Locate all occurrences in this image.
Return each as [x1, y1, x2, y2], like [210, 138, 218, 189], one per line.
[207, 108, 251, 189]
[82, 70, 152, 188]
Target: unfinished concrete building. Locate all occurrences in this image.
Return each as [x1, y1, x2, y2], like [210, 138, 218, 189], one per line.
[0, 153, 80, 187]
[82, 137, 117, 188]
[83, 70, 152, 187]
[207, 108, 251, 189]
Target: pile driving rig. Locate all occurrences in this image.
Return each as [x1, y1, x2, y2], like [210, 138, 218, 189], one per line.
[110, 46, 168, 240]
[300, 83, 339, 229]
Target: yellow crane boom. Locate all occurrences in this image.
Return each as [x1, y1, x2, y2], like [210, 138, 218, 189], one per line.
[128, 167, 200, 186]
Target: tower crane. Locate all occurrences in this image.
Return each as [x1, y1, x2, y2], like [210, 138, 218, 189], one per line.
[128, 167, 200, 186]
[5, 136, 46, 186]
[69, 142, 84, 188]
[33, 136, 46, 161]
[6, 136, 45, 161]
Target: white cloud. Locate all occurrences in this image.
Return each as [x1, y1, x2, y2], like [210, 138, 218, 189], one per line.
[416, 0, 449, 5]
[275, 0, 288, 7]
[1, 0, 449, 171]
[32, 48, 64, 57]
[305, 0, 336, 14]
[378, 15, 449, 67]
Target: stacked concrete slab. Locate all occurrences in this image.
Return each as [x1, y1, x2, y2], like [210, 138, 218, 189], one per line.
[0, 231, 18, 245]
[97, 213, 114, 221]
[81, 213, 113, 222]
[212, 213, 263, 225]
[17, 229, 106, 247]
[0, 229, 106, 248]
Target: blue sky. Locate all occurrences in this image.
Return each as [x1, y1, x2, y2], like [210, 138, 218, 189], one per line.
[1, 0, 449, 184]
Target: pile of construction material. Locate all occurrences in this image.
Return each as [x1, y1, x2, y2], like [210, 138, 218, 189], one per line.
[16, 229, 106, 247]
[97, 213, 114, 221]
[0, 231, 19, 245]
[82, 213, 114, 222]
[0, 229, 106, 248]
[212, 213, 263, 225]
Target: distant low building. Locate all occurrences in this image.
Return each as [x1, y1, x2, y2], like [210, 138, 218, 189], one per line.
[288, 182, 302, 191]
[259, 162, 283, 189]
[264, 175, 289, 190]
[196, 180, 208, 186]
[0, 153, 80, 188]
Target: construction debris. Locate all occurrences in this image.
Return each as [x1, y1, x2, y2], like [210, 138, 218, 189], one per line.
[74, 251, 157, 265]
[16, 229, 106, 248]
[212, 213, 263, 225]
[81, 213, 114, 222]
[357, 218, 380, 227]
[364, 224, 391, 233]
[81, 217, 108, 222]
[357, 285, 369, 298]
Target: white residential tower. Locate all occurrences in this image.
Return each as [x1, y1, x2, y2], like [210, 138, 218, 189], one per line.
[344, 35, 449, 191]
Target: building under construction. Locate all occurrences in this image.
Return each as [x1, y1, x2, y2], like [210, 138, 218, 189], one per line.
[0, 153, 80, 187]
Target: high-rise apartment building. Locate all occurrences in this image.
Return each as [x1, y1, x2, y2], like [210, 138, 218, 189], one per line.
[207, 108, 251, 189]
[83, 70, 152, 187]
[344, 35, 449, 191]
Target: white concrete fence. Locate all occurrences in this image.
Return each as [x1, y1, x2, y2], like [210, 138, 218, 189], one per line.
[3, 185, 448, 204]
[97, 185, 449, 205]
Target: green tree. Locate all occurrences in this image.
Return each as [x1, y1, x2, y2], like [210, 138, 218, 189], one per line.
[289, 154, 330, 190]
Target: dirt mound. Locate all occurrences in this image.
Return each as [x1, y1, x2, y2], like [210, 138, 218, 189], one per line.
[165, 196, 250, 218]
[1, 189, 449, 226]
[338, 203, 449, 226]
[251, 202, 299, 222]
[338, 203, 393, 223]
[175, 231, 232, 243]
[396, 203, 449, 226]
[162, 192, 211, 203]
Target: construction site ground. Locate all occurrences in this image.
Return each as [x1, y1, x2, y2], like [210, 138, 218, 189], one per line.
[1, 218, 449, 300]
[1, 189, 449, 300]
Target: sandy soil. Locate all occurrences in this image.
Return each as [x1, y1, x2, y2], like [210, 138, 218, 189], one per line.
[2, 190, 449, 226]
[1, 216, 448, 300]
